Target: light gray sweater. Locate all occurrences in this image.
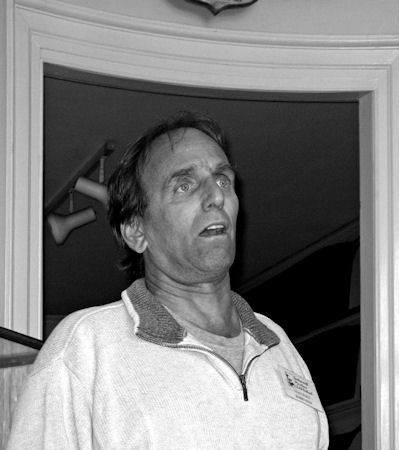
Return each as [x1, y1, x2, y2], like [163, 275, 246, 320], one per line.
[7, 279, 329, 449]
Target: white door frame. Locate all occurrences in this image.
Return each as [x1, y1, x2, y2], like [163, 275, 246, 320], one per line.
[3, 0, 399, 447]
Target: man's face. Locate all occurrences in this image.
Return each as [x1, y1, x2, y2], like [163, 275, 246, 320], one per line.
[139, 127, 239, 284]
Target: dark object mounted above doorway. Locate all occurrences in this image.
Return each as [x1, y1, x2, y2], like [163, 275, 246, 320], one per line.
[185, 0, 258, 15]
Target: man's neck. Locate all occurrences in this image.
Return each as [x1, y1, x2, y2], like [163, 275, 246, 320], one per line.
[144, 271, 241, 338]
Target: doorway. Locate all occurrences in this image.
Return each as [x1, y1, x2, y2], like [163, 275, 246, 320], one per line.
[43, 65, 361, 447]
[8, 6, 396, 446]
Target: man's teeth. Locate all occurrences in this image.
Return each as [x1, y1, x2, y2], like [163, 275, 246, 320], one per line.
[201, 224, 226, 236]
[206, 225, 225, 231]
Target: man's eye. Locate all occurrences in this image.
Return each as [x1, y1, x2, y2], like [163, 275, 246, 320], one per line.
[176, 182, 192, 193]
[216, 174, 232, 189]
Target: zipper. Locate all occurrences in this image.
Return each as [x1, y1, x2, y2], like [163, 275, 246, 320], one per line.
[238, 353, 262, 401]
[137, 334, 264, 402]
[238, 374, 248, 401]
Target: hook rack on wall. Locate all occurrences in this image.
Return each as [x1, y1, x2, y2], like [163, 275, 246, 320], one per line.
[74, 176, 108, 207]
[45, 141, 115, 245]
[44, 141, 114, 216]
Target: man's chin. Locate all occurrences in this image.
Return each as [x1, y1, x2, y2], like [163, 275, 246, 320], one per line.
[195, 247, 235, 276]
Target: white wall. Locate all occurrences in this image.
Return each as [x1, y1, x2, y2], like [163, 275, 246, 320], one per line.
[0, 0, 7, 328]
[57, 0, 399, 38]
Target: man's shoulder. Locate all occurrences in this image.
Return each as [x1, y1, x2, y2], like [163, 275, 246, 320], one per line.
[53, 300, 129, 340]
[253, 311, 313, 376]
[33, 300, 134, 373]
[253, 311, 292, 345]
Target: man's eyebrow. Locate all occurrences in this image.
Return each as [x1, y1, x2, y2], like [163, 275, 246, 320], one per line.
[164, 166, 196, 189]
[163, 162, 236, 190]
[216, 162, 236, 175]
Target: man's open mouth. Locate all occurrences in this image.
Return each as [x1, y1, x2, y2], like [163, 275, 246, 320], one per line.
[200, 224, 226, 237]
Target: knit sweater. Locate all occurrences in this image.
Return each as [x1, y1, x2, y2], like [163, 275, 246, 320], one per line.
[7, 279, 329, 449]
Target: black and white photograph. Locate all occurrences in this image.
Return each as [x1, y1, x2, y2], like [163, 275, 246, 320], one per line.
[1, 1, 398, 449]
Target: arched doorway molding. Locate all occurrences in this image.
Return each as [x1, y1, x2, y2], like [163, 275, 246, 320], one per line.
[3, 1, 399, 447]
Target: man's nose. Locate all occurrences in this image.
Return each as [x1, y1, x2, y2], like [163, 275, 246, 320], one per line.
[202, 178, 224, 211]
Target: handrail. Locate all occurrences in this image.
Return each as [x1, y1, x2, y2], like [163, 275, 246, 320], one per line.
[0, 326, 43, 350]
[44, 141, 114, 216]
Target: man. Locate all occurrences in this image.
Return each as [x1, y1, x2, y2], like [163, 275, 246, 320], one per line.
[8, 111, 328, 449]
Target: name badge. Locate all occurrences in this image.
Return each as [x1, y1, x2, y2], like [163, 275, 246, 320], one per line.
[278, 366, 324, 411]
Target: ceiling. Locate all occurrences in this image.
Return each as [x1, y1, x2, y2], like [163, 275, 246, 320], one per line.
[43, 65, 359, 322]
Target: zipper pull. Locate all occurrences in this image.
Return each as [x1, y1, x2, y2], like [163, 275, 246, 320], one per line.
[239, 374, 249, 401]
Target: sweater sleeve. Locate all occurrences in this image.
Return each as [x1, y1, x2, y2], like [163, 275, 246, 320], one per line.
[6, 357, 93, 450]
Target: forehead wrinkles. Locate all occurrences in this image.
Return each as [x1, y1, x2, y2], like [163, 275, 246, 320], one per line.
[148, 128, 220, 165]
[149, 127, 191, 155]
[140, 133, 177, 201]
[142, 128, 228, 194]
[144, 133, 175, 180]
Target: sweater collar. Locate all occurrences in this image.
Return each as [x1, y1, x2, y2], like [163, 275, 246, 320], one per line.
[124, 278, 280, 348]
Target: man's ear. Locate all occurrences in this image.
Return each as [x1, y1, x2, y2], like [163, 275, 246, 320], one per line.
[120, 217, 148, 254]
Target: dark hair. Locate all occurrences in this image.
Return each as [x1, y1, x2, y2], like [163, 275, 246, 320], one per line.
[107, 110, 230, 279]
